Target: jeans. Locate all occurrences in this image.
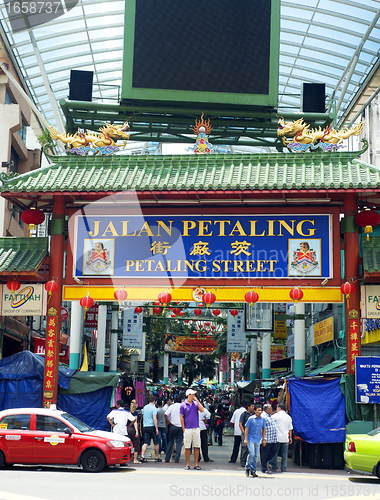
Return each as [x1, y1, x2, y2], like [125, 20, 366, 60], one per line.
[240, 441, 248, 466]
[158, 427, 167, 453]
[230, 435, 241, 463]
[215, 425, 223, 445]
[245, 441, 260, 472]
[269, 442, 289, 471]
[260, 442, 277, 472]
[165, 426, 183, 462]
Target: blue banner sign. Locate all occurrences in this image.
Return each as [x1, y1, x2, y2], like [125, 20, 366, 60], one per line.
[72, 214, 332, 279]
[356, 356, 380, 404]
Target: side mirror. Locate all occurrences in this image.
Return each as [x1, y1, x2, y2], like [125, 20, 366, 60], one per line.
[64, 427, 73, 436]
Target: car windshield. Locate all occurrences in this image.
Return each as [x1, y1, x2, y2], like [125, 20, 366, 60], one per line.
[61, 413, 93, 432]
[367, 427, 380, 436]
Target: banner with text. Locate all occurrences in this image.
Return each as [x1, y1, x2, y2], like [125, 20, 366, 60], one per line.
[123, 307, 143, 349]
[227, 309, 245, 352]
[72, 214, 332, 279]
[164, 334, 217, 354]
[2, 284, 46, 316]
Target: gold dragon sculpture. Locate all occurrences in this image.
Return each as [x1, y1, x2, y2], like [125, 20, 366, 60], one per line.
[47, 122, 130, 152]
[277, 118, 365, 147]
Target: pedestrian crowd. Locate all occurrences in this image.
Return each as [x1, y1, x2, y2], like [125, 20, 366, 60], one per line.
[107, 391, 293, 476]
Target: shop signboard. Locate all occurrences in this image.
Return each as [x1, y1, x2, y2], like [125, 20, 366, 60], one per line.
[274, 314, 287, 339]
[72, 214, 333, 280]
[227, 309, 245, 352]
[271, 344, 285, 362]
[2, 284, 45, 316]
[361, 285, 380, 318]
[123, 307, 143, 349]
[356, 356, 380, 404]
[312, 316, 334, 346]
[164, 334, 217, 355]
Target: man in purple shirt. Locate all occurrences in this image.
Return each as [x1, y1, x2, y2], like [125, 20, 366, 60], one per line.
[180, 389, 204, 470]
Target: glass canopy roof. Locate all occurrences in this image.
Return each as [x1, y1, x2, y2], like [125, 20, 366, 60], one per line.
[1, 0, 379, 150]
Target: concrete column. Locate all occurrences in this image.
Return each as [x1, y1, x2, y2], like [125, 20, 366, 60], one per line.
[178, 364, 183, 385]
[96, 304, 107, 372]
[294, 302, 305, 377]
[262, 331, 271, 379]
[163, 353, 169, 384]
[231, 359, 235, 385]
[250, 337, 257, 381]
[219, 370, 223, 386]
[110, 305, 118, 372]
[69, 301, 82, 369]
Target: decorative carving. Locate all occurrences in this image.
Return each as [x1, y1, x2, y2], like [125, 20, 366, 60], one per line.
[188, 114, 217, 154]
[47, 306, 58, 316]
[348, 309, 359, 319]
[277, 118, 365, 152]
[47, 122, 130, 155]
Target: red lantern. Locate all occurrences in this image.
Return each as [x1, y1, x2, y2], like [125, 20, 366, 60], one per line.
[230, 309, 239, 317]
[173, 307, 181, 315]
[158, 291, 172, 304]
[341, 281, 355, 307]
[154, 302, 160, 306]
[179, 311, 184, 316]
[114, 288, 128, 302]
[21, 208, 45, 226]
[45, 279, 58, 304]
[135, 306, 143, 314]
[153, 307, 161, 314]
[355, 209, 380, 241]
[202, 292, 216, 306]
[194, 308, 202, 316]
[171, 313, 176, 318]
[289, 287, 303, 302]
[80, 294, 94, 312]
[212, 309, 221, 316]
[245, 290, 259, 304]
[198, 303, 204, 308]
[7, 279, 20, 292]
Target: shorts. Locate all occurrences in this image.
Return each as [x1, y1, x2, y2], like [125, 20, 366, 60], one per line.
[143, 426, 159, 446]
[183, 428, 201, 449]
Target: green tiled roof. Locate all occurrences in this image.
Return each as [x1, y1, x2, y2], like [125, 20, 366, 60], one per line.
[363, 236, 380, 274]
[1, 152, 380, 193]
[0, 238, 48, 272]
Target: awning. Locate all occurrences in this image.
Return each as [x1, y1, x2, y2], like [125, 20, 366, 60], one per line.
[306, 359, 346, 376]
[0, 237, 49, 281]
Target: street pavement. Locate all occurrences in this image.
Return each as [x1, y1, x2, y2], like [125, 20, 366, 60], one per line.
[140, 433, 348, 476]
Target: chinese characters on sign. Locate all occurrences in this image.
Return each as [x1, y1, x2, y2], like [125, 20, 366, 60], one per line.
[73, 214, 332, 279]
[123, 308, 143, 349]
[348, 317, 360, 374]
[164, 334, 217, 354]
[43, 308, 57, 405]
[227, 309, 245, 352]
[312, 316, 334, 346]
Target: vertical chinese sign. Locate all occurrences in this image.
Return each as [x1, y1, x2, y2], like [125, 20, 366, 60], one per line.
[43, 307, 58, 407]
[348, 309, 360, 375]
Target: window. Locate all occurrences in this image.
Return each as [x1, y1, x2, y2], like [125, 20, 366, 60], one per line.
[0, 414, 31, 430]
[18, 119, 27, 143]
[5, 88, 14, 104]
[35, 415, 68, 433]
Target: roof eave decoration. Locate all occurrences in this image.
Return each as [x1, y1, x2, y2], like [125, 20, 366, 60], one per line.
[0, 237, 49, 274]
[1, 151, 380, 195]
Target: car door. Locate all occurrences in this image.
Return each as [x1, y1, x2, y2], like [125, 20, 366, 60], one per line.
[32, 414, 74, 463]
[0, 413, 33, 463]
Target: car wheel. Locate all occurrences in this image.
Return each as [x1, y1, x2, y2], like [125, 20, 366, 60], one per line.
[376, 463, 380, 479]
[81, 449, 106, 473]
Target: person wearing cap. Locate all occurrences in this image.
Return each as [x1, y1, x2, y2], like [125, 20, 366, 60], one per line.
[180, 389, 204, 470]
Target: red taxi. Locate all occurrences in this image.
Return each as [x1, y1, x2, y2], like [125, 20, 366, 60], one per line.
[0, 408, 132, 472]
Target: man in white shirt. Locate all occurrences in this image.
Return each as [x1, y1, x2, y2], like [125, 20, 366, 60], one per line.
[269, 403, 293, 472]
[229, 400, 247, 463]
[199, 408, 213, 463]
[164, 395, 183, 463]
[107, 399, 136, 436]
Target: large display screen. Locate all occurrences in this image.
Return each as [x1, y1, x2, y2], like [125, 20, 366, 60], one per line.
[122, 0, 280, 107]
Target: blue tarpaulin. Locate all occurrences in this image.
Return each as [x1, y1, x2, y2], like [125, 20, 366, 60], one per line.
[287, 377, 345, 443]
[0, 351, 114, 431]
[0, 351, 74, 410]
